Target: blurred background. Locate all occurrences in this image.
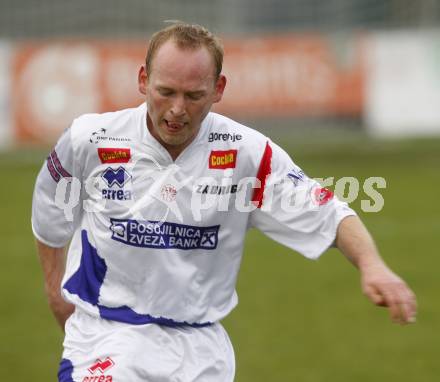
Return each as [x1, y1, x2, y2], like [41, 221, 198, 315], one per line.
[0, 1, 438, 381]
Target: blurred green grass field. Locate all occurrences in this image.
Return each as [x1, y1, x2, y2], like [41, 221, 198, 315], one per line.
[0, 136, 438, 381]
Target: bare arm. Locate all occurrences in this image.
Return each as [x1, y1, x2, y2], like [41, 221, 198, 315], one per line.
[36, 239, 75, 330]
[335, 215, 417, 325]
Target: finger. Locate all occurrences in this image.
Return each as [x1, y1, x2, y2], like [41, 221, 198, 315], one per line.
[408, 289, 418, 317]
[381, 288, 404, 324]
[364, 282, 417, 324]
[392, 285, 417, 324]
[389, 301, 403, 324]
[364, 285, 387, 306]
[398, 301, 413, 324]
[401, 288, 417, 323]
[386, 286, 417, 325]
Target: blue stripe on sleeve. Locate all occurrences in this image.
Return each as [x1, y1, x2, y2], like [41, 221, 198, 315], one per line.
[58, 358, 74, 382]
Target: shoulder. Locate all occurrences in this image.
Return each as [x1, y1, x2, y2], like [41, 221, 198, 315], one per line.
[206, 112, 283, 176]
[207, 113, 302, 178]
[67, 104, 144, 170]
[70, 105, 142, 144]
[207, 112, 269, 152]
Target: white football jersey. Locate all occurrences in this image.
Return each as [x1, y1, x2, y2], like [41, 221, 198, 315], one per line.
[32, 103, 355, 326]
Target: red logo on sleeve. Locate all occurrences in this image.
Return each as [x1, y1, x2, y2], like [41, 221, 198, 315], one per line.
[98, 148, 131, 164]
[313, 187, 334, 206]
[209, 150, 237, 169]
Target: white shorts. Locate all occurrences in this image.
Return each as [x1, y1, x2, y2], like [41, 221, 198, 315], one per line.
[58, 309, 235, 382]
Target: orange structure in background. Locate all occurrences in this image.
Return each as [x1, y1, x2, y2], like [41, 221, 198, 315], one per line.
[12, 35, 364, 144]
[217, 35, 363, 118]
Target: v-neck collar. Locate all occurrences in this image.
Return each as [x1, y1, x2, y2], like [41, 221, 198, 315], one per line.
[138, 103, 213, 164]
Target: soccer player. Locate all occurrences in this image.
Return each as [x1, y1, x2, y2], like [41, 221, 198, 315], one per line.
[32, 23, 417, 381]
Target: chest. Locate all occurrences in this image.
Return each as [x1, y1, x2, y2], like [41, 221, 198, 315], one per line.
[83, 144, 253, 226]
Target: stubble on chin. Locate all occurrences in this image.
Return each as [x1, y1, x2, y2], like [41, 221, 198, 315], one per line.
[158, 126, 189, 147]
[161, 134, 184, 146]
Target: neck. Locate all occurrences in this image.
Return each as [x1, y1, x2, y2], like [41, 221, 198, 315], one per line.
[163, 146, 182, 161]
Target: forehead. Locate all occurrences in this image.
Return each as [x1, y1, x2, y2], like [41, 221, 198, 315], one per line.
[149, 40, 216, 89]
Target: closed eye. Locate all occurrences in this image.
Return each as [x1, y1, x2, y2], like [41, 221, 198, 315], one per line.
[157, 87, 174, 97]
[186, 92, 205, 101]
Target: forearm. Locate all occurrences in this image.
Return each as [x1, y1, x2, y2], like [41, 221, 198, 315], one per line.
[335, 215, 386, 271]
[335, 215, 417, 324]
[36, 239, 75, 330]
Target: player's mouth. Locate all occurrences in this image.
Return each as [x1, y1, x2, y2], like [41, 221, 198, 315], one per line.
[164, 119, 187, 133]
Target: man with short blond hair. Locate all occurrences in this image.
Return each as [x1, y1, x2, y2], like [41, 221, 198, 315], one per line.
[145, 22, 224, 79]
[33, 22, 416, 381]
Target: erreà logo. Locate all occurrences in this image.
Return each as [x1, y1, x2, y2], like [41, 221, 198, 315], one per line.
[209, 150, 237, 169]
[83, 357, 114, 381]
[98, 148, 131, 164]
[102, 167, 131, 188]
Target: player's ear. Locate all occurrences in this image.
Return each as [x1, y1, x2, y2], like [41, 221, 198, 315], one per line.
[138, 65, 148, 95]
[213, 74, 226, 103]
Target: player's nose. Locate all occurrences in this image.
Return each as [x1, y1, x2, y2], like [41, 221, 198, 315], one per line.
[170, 95, 186, 117]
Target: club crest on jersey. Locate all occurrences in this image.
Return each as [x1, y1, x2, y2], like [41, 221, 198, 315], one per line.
[101, 167, 132, 200]
[209, 150, 237, 169]
[161, 184, 177, 202]
[82, 357, 114, 382]
[98, 148, 131, 164]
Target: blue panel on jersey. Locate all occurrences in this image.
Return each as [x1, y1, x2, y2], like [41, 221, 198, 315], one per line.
[58, 358, 74, 382]
[63, 230, 212, 329]
[64, 230, 107, 306]
[99, 305, 212, 328]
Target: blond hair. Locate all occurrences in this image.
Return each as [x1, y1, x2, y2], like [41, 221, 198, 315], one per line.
[145, 22, 224, 78]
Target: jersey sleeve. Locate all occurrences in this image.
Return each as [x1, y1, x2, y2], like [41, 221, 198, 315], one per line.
[31, 127, 82, 248]
[249, 140, 356, 260]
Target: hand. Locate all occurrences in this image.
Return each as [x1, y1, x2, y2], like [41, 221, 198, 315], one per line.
[361, 264, 417, 325]
[36, 240, 75, 331]
[47, 292, 75, 331]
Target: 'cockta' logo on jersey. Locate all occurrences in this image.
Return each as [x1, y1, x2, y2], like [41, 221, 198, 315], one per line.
[98, 148, 131, 164]
[83, 357, 114, 381]
[101, 167, 132, 200]
[209, 150, 237, 169]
